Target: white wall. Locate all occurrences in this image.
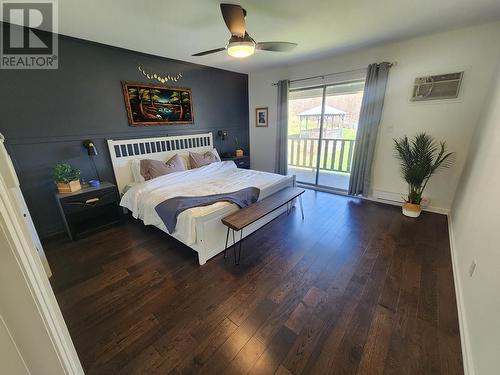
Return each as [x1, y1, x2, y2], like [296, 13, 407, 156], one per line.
[249, 21, 500, 211]
[450, 57, 500, 375]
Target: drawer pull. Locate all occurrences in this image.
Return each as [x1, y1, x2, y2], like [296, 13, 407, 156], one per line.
[85, 197, 100, 204]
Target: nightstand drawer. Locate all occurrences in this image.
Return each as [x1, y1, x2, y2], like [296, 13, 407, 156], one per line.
[55, 182, 122, 241]
[61, 188, 118, 214]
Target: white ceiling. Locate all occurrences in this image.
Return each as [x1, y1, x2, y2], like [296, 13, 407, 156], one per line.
[53, 0, 500, 73]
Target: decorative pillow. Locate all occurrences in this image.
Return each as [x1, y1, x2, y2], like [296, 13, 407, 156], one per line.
[131, 159, 145, 183]
[164, 153, 187, 172]
[177, 152, 191, 169]
[140, 154, 186, 181]
[211, 148, 221, 161]
[189, 149, 221, 169]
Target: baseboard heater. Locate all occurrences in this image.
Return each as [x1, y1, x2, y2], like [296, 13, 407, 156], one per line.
[373, 190, 404, 203]
[373, 190, 430, 208]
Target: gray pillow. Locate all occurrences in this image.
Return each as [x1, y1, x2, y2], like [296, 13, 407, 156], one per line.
[189, 150, 221, 168]
[140, 154, 186, 180]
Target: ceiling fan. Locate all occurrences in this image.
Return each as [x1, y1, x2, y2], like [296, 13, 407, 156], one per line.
[192, 3, 298, 58]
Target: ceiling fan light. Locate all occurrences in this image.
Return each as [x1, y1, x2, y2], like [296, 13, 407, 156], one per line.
[227, 41, 255, 58]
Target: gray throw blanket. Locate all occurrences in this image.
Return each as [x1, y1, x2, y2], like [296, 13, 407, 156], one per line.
[155, 187, 260, 232]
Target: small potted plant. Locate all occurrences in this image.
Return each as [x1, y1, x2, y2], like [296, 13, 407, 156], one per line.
[394, 133, 454, 218]
[234, 137, 244, 157]
[52, 163, 81, 193]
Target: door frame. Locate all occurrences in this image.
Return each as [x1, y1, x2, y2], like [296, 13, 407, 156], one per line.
[314, 86, 327, 186]
[288, 79, 365, 191]
[0, 136, 84, 374]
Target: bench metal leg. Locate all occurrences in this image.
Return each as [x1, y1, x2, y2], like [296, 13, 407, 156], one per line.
[236, 229, 243, 265]
[223, 191, 305, 266]
[299, 195, 304, 220]
[231, 229, 243, 265]
[223, 226, 230, 261]
[225, 228, 244, 266]
[231, 229, 236, 264]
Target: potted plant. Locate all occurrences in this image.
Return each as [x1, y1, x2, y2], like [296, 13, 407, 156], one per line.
[52, 163, 81, 193]
[234, 137, 244, 157]
[394, 133, 454, 218]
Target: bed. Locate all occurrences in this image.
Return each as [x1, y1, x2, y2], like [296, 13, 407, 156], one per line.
[107, 132, 295, 265]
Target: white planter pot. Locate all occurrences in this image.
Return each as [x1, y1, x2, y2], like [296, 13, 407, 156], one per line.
[402, 202, 422, 218]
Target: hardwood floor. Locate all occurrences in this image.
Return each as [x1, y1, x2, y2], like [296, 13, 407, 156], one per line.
[44, 189, 463, 375]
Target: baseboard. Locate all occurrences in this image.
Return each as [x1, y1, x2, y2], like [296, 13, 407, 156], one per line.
[299, 186, 451, 215]
[447, 214, 474, 375]
[371, 189, 450, 215]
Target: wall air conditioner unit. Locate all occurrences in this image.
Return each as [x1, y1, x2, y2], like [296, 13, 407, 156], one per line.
[410, 71, 463, 102]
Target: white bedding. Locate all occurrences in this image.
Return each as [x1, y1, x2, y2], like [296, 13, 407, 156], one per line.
[120, 161, 291, 245]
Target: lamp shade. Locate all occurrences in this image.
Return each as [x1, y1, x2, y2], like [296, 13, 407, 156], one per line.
[83, 139, 98, 156]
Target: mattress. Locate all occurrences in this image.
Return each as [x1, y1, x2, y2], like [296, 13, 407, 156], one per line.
[120, 161, 293, 245]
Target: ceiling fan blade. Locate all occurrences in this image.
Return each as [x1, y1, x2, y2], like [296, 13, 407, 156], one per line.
[255, 42, 298, 52]
[192, 47, 226, 56]
[220, 3, 246, 37]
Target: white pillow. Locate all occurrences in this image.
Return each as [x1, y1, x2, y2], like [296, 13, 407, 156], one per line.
[130, 159, 145, 183]
[212, 148, 221, 161]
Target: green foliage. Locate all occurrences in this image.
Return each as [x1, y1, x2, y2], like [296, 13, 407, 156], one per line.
[52, 163, 81, 184]
[128, 88, 145, 102]
[394, 133, 454, 204]
[149, 90, 161, 104]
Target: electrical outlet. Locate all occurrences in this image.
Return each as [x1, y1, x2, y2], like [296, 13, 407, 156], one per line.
[469, 260, 476, 277]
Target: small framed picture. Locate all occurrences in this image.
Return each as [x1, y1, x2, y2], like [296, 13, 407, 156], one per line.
[255, 107, 268, 127]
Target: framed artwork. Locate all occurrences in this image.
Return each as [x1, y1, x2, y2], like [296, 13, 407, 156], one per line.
[122, 81, 194, 126]
[255, 107, 268, 127]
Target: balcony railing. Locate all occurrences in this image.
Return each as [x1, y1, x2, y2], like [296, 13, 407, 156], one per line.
[287, 137, 356, 173]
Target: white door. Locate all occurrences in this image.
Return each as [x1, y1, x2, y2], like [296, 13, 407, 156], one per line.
[0, 134, 51, 277]
[0, 135, 83, 374]
[0, 315, 30, 375]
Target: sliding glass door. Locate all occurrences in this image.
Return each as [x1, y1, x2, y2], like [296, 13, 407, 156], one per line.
[287, 80, 365, 191]
[286, 87, 323, 184]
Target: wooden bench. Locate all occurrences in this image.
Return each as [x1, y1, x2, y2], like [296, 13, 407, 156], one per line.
[221, 187, 305, 264]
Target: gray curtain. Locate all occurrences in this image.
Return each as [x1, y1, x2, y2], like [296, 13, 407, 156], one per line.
[348, 62, 391, 196]
[275, 79, 289, 175]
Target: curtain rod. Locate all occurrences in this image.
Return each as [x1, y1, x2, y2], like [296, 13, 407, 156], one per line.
[271, 61, 396, 86]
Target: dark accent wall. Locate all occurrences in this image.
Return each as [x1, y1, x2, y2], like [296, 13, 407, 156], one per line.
[0, 32, 249, 238]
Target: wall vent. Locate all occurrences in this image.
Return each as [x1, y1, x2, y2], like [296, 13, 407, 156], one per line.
[410, 71, 463, 102]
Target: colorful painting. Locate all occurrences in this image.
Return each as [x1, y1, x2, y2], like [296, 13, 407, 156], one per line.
[122, 81, 193, 126]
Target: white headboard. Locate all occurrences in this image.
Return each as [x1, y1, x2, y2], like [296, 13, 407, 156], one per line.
[107, 132, 214, 193]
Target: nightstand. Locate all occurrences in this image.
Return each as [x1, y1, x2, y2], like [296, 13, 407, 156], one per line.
[222, 155, 250, 169]
[55, 182, 122, 240]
